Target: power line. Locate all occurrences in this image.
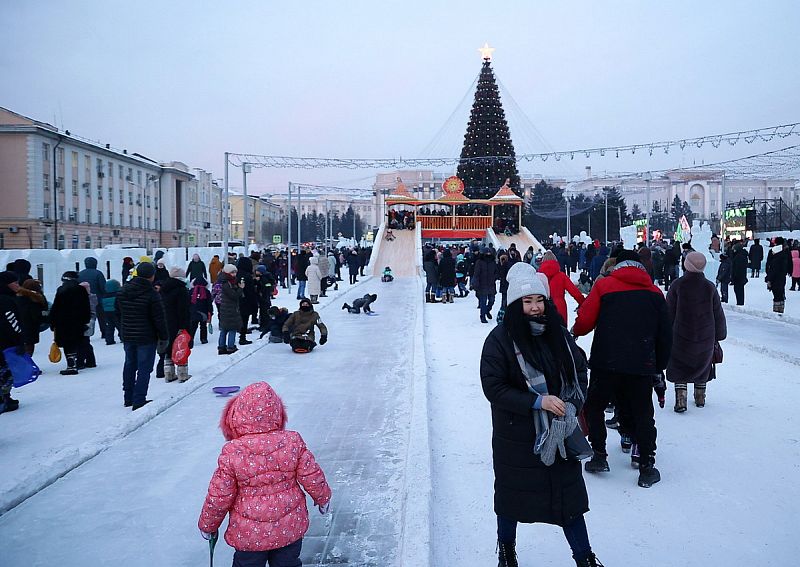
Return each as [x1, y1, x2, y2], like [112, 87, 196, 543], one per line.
[226, 122, 800, 169]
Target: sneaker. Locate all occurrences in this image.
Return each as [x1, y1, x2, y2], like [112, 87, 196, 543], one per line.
[60, 368, 79, 376]
[638, 463, 661, 488]
[604, 415, 620, 429]
[584, 453, 610, 473]
[620, 434, 633, 453]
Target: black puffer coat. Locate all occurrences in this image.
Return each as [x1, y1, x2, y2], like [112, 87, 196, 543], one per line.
[159, 277, 191, 341]
[471, 255, 498, 296]
[115, 277, 168, 344]
[217, 276, 243, 331]
[480, 324, 589, 526]
[666, 272, 727, 384]
[49, 280, 90, 349]
[731, 247, 749, 285]
[437, 252, 457, 287]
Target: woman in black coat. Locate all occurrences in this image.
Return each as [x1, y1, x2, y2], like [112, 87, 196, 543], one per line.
[437, 249, 457, 303]
[471, 248, 498, 323]
[481, 263, 600, 567]
[423, 249, 439, 303]
[157, 270, 191, 381]
[49, 272, 91, 375]
[730, 244, 749, 306]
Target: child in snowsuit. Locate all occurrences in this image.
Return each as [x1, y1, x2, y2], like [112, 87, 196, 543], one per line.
[282, 298, 328, 352]
[198, 381, 331, 566]
[260, 306, 290, 343]
[577, 270, 593, 294]
[342, 293, 377, 314]
[455, 254, 468, 297]
[381, 266, 394, 282]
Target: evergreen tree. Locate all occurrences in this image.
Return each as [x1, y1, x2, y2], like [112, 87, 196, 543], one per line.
[630, 203, 643, 219]
[456, 59, 521, 200]
[524, 180, 565, 239]
[670, 195, 684, 223]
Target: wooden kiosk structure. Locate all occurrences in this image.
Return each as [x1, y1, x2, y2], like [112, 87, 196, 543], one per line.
[385, 176, 523, 239]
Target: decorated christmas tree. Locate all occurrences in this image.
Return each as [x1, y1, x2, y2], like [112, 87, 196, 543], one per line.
[457, 45, 521, 200]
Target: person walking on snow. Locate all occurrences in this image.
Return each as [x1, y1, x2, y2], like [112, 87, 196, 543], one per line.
[715, 253, 732, 303]
[49, 271, 91, 375]
[216, 264, 244, 355]
[15, 279, 47, 356]
[186, 253, 208, 282]
[305, 256, 323, 304]
[765, 237, 793, 313]
[77, 282, 97, 369]
[537, 257, 585, 326]
[78, 257, 107, 341]
[790, 247, 800, 291]
[188, 276, 212, 347]
[115, 262, 169, 410]
[573, 249, 672, 488]
[666, 252, 727, 412]
[480, 262, 602, 567]
[472, 247, 499, 324]
[208, 254, 223, 284]
[198, 381, 331, 566]
[346, 249, 360, 285]
[157, 267, 192, 382]
[0, 272, 24, 414]
[730, 243, 749, 306]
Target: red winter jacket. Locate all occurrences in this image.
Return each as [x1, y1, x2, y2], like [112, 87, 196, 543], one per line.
[573, 265, 672, 376]
[537, 260, 585, 326]
[198, 382, 331, 551]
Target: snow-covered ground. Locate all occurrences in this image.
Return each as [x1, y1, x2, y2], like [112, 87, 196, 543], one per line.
[1, 270, 797, 566]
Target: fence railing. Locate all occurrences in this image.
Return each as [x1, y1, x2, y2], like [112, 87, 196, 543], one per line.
[417, 215, 493, 230]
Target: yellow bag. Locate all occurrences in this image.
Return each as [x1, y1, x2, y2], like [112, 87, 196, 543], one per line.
[49, 342, 62, 363]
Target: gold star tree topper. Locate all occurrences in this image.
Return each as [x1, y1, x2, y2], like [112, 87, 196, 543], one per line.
[478, 42, 495, 61]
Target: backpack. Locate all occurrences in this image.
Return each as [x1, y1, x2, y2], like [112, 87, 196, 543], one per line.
[211, 281, 223, 306]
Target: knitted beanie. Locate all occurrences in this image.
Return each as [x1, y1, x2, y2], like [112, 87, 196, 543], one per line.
[137, 262, 156, 279]
[506, 261, 550, 305]
[222, 263, 238, 275]
[684, 251, 707, 273]
[170, 267, 186, 279]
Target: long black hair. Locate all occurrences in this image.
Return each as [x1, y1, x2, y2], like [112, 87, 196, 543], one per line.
[502, 297, 577, 392]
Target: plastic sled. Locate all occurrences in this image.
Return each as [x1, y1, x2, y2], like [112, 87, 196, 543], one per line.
[292, 347, 310, 354]
[365, 312, 380, 316]
[212, 386, 241, 397]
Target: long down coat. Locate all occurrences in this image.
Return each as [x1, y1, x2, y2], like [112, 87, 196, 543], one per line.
[665, 272, 727, 384]
[480, 324, 589, 526]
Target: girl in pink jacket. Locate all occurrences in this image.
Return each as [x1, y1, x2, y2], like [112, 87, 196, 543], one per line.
[198, 381, 331, 566]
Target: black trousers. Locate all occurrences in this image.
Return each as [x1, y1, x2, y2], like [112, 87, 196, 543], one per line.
[733, 283, 745, 306]
[189, 319, 208, 346]
[584, 369, 657, 464]
[232, 538, 302, 567]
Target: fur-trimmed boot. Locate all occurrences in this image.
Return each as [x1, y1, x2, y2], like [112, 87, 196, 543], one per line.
[177, 365, 190, 383]
[497, 540, 518, 567]
[674, 384, 688, 413]
[164, 357, 177, 382]
[694, 383, 706, 407]
[774, 300, 785, 314]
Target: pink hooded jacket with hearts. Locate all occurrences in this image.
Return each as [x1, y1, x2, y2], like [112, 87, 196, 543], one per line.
[198, 382, 331, 551]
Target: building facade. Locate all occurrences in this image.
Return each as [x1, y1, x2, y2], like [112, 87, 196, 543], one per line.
[570, 166, 799, 223]
[229, 193, 284, 244]
[186, 168, 224, 246]
[266, 189, 375, 229]
[0, 107, 224, 250]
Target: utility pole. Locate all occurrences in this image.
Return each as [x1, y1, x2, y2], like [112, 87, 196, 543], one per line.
[352, 202, 356, 244]
[604, 189, 609, 244]
[297, 185, 302, 254]
[242, 163, 251, 247]
[644, 171, 652, 246]
[287, 182, 292, 295]
[720, 172, 727, 237]
[565, 195, 571, 241]
[223, 152, 229, 261]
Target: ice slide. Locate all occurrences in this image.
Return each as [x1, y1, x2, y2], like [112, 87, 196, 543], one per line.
[369, 222, 421, 277]
[486, 226, 545, 253]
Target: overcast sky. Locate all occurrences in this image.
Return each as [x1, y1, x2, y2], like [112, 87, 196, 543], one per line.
[2, 0, 798, 194]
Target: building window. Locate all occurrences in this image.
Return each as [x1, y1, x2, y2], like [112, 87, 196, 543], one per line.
[43, 203, 50, 219]
[129, 215, 133, 227]
[137, 170, 142, 185]
[128, 193, 133, 205]
[59, 205, 65, 220]
[109, 211, 113, 224]
[119, 213, 123, 225]
[138, 216, 142, 228]
[108, 188, 113, 201]
[86, 209, 92, 223]
[72, 179, 79, 196]
[119, 192, 124, 204]
[58, 234, 65, 249]
[71, 151, 78, 169]
[43, 143, 50, 161]
[43, 173, 50, 191]
[85, 235, 92, 249]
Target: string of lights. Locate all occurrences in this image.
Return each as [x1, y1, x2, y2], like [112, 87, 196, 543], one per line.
[226, 122, 800, 169]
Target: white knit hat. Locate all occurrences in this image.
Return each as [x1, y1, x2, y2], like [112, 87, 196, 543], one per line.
[505, 261, 550, 305]
[222, 263, 237, 274]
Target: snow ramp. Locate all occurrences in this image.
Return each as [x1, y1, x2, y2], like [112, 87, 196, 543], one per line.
[486, 226, 545, 253]
[369, 222, 421, 277]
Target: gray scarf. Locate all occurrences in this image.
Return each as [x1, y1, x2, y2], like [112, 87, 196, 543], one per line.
[513, 324, 589, 466]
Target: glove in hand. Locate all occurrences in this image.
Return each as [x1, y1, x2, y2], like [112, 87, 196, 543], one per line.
[319, 335, 328, 345]
[317, 502, 330, 515]
[200, 530, 217, 540]
[283, 332, 291, 344]
[156, 339, 169, 355]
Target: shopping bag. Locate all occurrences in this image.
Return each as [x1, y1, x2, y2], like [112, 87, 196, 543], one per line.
[272, 286, 279, 298]
[48, 342, 62, 363]
[3, 347, 42, 387]
[207, 321, 214, 334]
[171, 330, 192, 366]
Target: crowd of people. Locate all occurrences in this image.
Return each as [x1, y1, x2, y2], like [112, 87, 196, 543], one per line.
[387, 208, 415, 229]
[471, 237, 734, 566]
[0, 242, 376, 414]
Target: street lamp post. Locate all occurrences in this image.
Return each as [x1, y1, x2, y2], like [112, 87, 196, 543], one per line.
[644, 172, 652, 246]
[242, 163, 251, 248]
[223, 152, 230, 262]
[604, 188, 609, 244]
[287, 182, 292, 295]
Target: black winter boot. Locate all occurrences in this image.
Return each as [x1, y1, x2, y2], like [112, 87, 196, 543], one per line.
[60, 353, 79, 375]
[218, 347, 229, 356]
[574, 552, 605, 566]
[497, 540, 518, 567]
[638, 460, 661, 488]
[585, 453, 610, 473]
